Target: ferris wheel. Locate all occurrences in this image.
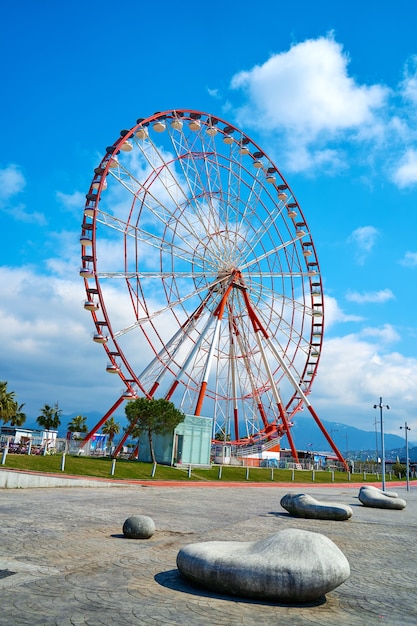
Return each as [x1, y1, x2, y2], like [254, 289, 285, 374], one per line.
[80, 108, 346, 466]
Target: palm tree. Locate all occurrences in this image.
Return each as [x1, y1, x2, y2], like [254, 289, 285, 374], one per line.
[0, 381, 18, 424]
[10, 403, 26, 427]
[102, 417, 120, 445]
[36, 403, 62, 431]
[67, 415, 88, 435]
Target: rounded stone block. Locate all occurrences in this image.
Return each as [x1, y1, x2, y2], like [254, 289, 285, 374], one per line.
[177, 528, 350, 602]
[358, 486, 406, 510]
[122, 515, 155, 539]
[280, 493, 353, 520]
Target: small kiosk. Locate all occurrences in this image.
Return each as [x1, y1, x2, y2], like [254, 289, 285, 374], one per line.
[136, 414, 212, 466]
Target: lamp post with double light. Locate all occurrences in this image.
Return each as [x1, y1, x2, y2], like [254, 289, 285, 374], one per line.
[400, 422, 411, 491]
[373, 398, 389, 491]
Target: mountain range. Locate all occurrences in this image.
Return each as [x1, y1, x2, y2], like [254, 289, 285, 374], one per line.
[287, 416, 415, 454]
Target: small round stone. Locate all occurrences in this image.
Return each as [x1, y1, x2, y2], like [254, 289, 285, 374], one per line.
[123, 515, 155, 539]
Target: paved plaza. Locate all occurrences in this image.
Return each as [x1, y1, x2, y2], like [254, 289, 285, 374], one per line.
[0, 476, 416, 625]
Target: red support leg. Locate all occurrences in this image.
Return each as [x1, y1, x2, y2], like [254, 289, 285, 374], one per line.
[308, 405, 348, 471]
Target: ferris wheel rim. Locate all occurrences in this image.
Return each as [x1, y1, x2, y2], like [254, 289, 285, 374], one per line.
[80, 108, 325, 445]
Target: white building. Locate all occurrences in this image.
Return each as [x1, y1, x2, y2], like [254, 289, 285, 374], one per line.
[0, 426, 58, 453]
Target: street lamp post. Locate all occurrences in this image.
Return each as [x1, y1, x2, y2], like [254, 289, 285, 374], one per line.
[400, 422, 411, 492]
[306, 443, 313, 469]
[373, 397, 390, 491]
[342, 432, 348, 459]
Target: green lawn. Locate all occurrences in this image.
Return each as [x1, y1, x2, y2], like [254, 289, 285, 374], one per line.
[1, 452, 412, 484]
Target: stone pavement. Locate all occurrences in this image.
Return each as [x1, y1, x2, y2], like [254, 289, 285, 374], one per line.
[0, 479, 416, 625]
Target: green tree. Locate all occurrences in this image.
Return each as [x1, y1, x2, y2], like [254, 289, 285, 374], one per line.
[0, 381, 18, 424]
[10, 403, 26, 427]
[67, 415, 88, 437]
[125, 398, 185, 464]
[37, 403, 62, 431]
[102, 417, 120, 445]
[392, 460, 406, 478]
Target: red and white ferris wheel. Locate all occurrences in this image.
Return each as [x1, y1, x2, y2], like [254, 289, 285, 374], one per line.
[80, 108, 346, 466]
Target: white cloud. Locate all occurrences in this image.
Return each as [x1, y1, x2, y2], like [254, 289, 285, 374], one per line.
[9, 205, 47, 225]
[207, 87, 219, 98]
[230, 35, 388, 172]
[392, 149, 417, 188]
[399, 55, 417, 105]
[0, 265, 125, 418]
[285, 146, 347, 175]
[347, 226, 379, 264]
[324, 295, 363, 328]
[400, 251, 417, 267]
[231, 36, 387, 136]
[346, 289, 395, 304]
[0, 164, 26, 202]
[313, 331, 417, 433]
[0, 163, 46, 225]
[45, 230, 82, 277]
[226, 35, 417, 184]
[56, 190, 85, 214]
[359, 324, 400, 343]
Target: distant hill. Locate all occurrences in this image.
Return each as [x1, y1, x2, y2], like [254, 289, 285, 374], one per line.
[286, 416, 416, 459]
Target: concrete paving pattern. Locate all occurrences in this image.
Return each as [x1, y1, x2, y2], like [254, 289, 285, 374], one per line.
[0, 479, 416, 625]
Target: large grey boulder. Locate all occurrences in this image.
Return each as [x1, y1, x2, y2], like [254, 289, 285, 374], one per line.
[177, 528, 350, 602]
[280, 493, 353, 521]
[122, 515, 155, 539]
[358, 486, 406, 510]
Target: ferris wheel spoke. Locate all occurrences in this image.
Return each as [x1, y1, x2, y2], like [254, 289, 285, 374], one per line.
[109, 159, 219, 258]
[240, 195, 294, 259]
[250, 271, 317, 279]
[96, 206, 239, 273]
[250, 285, 315, 348]
[121, 133, 191, 209]
[234, 285, 311, 384]
[240, 238, 304, 271]
[111, 278, 225, 337]
[246, 278, 312, 316]
[97, 271, 218, 280]
[137, 293, 214, 391]
[96, 211, 205, 267]
[232, 318, 273, 435]
[254, 312, 313, 381]
[168, 130, 274, 265]
[146, 128, 231, 250]
[172, 159, 244, 263]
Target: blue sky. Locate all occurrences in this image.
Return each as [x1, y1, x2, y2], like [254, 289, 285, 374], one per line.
[1, 0, 417, 442]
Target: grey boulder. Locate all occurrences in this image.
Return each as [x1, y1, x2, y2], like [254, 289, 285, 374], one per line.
[177, 528, 350, 602]
[122, 515, 155, 539]
[280, 493, 353, 521]
[358, 486, 406, 510]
